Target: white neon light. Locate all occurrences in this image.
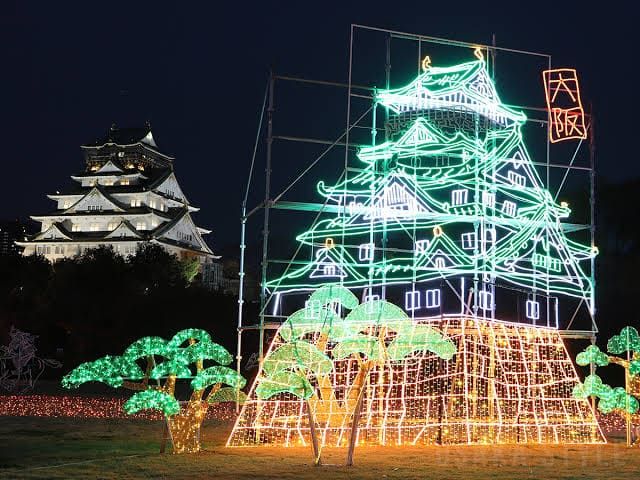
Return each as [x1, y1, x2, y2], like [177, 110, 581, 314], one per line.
[272, 293, 281, 317]
[482, 228, 497, 245]
[451, 189, 468, 206]
[434, 257, 446, 270]
[405, 290, 421, 311]
[425, 289, 441, 308]
[479, 290, 494, 311]
[415, 239, 430, 254]
[502, 200, 517, 217]
[461, 232, 476, 250]
[482, 191, 495, 208]
[358, 243, 374, 261]
[507, 171, 526, 187]
[526, 299, 540, 320]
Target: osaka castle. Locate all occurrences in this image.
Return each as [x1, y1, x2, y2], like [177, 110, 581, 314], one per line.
[17, 125, 216, 264]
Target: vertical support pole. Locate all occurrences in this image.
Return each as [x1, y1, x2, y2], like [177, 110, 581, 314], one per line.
[259, 72, 275, 365]
[341, 25, 354, 294]
[381, 32, 391, 300]
[589, 108, 597, 327]
[626, 329, 632, 447]
[237, 77, 268, 412]
[236, 214, 247, 413]
[589, 335, 596, 414]
[588, 108, 598, 424]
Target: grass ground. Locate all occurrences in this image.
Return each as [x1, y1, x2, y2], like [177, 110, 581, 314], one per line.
[0, 417, 638, 480]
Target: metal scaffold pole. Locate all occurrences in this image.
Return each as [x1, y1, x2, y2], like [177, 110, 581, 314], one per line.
[259, 71, 275, 365]
[236, 77, 269, 412]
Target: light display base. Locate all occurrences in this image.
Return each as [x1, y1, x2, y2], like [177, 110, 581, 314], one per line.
[228, 316, 604, 446]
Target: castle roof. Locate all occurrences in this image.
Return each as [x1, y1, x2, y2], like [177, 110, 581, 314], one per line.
[83, 124, 157, 148]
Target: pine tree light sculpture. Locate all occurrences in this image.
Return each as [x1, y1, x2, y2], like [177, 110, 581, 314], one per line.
[62, 329, 246, 453]
[229, 56, 603, 448]
[573, 327, 640, 446]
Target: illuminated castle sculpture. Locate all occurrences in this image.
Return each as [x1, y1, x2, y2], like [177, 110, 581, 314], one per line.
[228, 57, 603, 447]
[266, 58, 595, 322]
[17, 125, 216, 264]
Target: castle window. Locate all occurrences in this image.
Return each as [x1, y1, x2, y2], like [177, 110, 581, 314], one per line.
[136, 222, 147, 231]
[461, 232, 476, 250]
[434, 256, 446, 269]
[87, 205, 102, 211]
[482, 192, 495, 208]
[72, 224, 81, 232]
[323, 265, 336, 276]
[526, 300, 540, 320]
[90, 223, 100, 232]
[507, 171, 526, 187]
[358, 243, 374, 261]
[130, 199, 142, 208]
[502, 201, 517, 216]
[415, 239, 429, 255]
[120, 178, 130, 186]
[108, 222, 118, 231]
[451, 189, 468, 206]
[425, 289, 441, 308]
[405, 290, 421, 311]
[479, 290, 494, 311]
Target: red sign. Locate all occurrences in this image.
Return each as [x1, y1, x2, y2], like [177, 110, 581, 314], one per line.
[542, 69, 587, 143]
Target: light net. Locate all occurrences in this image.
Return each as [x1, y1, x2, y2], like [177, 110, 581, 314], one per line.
[228, 315, 604, 447]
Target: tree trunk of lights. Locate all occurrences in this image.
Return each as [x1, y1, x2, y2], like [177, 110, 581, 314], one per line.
[167, 400, 208, 454]
[312, 333, 339, 425]
[305, 400, 322, 466]
[346, 378, 367, 467]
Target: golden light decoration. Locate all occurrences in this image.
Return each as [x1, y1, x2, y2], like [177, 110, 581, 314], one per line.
[228, 315, 604, 447]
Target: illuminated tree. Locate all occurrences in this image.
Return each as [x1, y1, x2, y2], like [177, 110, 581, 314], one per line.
[62, 328, 246, 453]
[334, 298, 455, 465]
[254, 286, 455, 465]
[256, 286, 358, 465]
[573, 326, 640, 445]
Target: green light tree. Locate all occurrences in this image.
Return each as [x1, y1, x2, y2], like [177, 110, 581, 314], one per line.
[255, 286, 455, 466]
[62, 328, 246, 453]
[573, 326, 640, 446]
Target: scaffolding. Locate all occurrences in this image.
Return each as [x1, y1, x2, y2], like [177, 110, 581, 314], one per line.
[235, 25, 598, 400]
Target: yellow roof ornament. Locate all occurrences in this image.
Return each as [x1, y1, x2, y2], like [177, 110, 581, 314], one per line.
[421, 55, 432, 72]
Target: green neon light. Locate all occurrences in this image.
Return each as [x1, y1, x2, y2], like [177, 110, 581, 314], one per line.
[266, 58, 595, 308]
[575, 345, 609, 367]
[62, 328, 245, 415]
[256, 286, 455, 400]
[124, 390, 180, 416]
[573, 327, 640, 416]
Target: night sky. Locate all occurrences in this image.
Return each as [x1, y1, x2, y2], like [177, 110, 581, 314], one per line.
[1, 3, 636, 255]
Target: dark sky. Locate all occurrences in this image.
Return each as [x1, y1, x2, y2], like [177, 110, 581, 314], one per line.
[1, 2, 636, 254]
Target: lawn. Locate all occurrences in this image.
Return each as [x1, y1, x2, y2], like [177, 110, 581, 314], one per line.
[1, 416, 639, 479]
